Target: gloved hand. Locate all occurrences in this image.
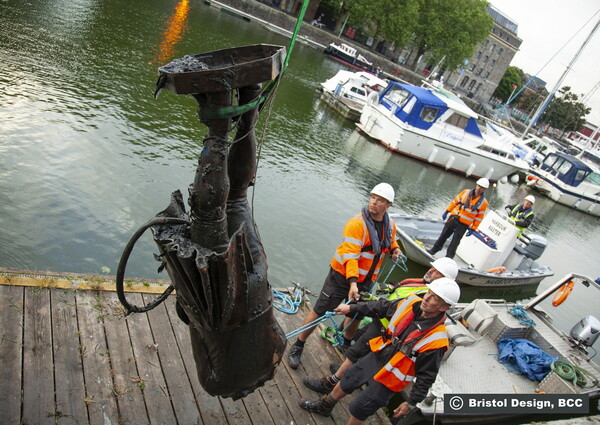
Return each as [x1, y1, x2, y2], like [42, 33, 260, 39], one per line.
[466, 229, 473, 236]
[359, 292, 378, 301]
[442, 211, 448, 220]
[376, 284, 394, 295]
[505, 206, 511, 213]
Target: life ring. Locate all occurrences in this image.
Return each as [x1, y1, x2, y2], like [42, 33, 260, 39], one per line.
[486, 266, 506, 274]
[552, 281, 574, 307]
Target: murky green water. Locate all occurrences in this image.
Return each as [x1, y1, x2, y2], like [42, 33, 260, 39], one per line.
[1, 0, 599, 346]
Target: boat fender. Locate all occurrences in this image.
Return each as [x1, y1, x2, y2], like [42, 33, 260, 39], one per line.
[466, 163, 476, 177]
[551, 280, 574, 307]
[367, 91, 379, 107]
[445, 156, 455, 170]
[428, 148, 438, 163]
[486, 266, 506, 274]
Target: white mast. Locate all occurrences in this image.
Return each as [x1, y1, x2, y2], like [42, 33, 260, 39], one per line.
[521, 16, 600, 138]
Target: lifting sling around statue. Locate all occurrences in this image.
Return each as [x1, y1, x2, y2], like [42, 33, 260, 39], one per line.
[116, 45, 287, 399]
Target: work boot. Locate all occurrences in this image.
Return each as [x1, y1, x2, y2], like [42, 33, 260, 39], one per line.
[288, 344, 303, 369]
[299, 396, 335, 416]
[303, 376, 335, 394]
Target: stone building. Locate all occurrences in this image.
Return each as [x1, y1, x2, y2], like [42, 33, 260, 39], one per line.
[391, 6, 523, 106]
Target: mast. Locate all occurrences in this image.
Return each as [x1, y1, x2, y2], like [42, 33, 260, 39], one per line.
[521, 16, 600, 138]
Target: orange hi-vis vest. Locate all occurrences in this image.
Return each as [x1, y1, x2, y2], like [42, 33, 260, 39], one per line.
[368, 295, 448, 392]
[447, 189, 488, 231]
[330, 213, 399, 283]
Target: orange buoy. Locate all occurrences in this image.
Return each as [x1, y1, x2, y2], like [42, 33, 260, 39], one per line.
[527, 175, 539, 182]
[552, 281, 574, 307]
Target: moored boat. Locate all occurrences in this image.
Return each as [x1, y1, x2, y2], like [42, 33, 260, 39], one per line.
[356, 80, 530, 182]
[406, 272, 600, 423]
[391, 211, 553, 287]
[323, 42, 381, 76]
[527, 152, 600, 217]
[319, 70, 388, 121]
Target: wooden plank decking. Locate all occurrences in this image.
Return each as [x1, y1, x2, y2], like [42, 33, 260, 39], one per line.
[0, 269, 392, 425]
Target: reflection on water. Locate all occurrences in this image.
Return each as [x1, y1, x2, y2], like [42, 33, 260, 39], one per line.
[154, 0, 190, 65]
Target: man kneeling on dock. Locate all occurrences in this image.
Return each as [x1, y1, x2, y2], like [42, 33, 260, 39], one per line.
[298, 278, 460, 424]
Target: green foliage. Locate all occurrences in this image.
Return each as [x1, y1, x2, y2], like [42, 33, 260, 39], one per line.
[493, 66, 523, 102]
[351, 0, 420, 46]
[409, 0, 493, 70]
[539, 86, 590, 134]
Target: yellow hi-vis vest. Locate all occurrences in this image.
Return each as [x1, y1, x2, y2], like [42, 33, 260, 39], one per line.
[368, 295, 448, 392]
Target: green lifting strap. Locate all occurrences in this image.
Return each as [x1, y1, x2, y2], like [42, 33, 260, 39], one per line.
[202, 0, 311, 121]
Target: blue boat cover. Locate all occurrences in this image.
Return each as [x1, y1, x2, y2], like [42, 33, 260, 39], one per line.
[380, 82, 448, 130]
[540, 152, 593, 187]
[497, 338, 559, 381]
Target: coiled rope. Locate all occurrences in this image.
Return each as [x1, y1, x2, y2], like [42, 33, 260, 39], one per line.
[285, 300, 352, 340]
[273, 282, 304, 314]
[509, 305, 536, 326]
[551, 360, 599, 388]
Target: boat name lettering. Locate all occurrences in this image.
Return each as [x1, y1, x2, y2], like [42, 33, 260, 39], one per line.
[490, 219, 507, 233]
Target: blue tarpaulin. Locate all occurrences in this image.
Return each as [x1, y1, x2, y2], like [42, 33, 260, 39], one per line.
[497, 338, 559, 381]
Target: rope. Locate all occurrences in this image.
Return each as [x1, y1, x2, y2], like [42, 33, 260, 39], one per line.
[369, 255, 408, 293]
[509, 305, 536, 326]
[551, 360, 599, 388]
[273, 282, 303, 314]
[285, 299, 352, 340]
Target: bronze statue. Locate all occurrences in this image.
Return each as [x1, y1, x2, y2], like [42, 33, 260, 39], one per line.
[117, 45, 287, 399]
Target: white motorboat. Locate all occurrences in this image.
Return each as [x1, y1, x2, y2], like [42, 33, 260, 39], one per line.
[391, 211, 553, 287]
[406, 272, 600, 423]
[527, 152, 600, 217]
[356, 81, 530, 182]
[319, 70, 388, 121]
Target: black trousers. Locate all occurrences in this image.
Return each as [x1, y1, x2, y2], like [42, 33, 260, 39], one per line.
[431, 215, 469, 259]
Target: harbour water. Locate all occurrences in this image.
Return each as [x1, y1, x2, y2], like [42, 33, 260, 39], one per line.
[1, 0, 599, 351]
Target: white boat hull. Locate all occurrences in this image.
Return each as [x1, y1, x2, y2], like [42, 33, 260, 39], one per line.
[528, 168, 600, 217]
[391, 213, 553, 287]
[357, 102, 528, 182]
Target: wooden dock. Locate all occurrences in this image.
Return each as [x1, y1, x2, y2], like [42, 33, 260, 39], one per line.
[0, 269, 391, 425]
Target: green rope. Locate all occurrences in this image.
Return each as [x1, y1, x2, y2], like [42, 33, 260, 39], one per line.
[202, 0, 311, 121]
[551, 360, 599, 388]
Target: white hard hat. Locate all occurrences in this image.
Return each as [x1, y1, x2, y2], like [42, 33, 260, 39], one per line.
[525, 195, 536, 204]
[427, 277, 461, 306]
[476, 178, 490, 189]
[430, 257, 459, 280]
[371, 183, 395, 203]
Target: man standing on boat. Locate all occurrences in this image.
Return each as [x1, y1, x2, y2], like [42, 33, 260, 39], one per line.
[298, 278, 460, 423]
[427, 178, 489, 259]
[302, 257, 458, 394]
[505, 195, 535, 237]
[287, 183, 403, 369]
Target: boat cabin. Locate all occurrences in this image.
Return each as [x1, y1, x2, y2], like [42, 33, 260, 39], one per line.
[378, 82, 483, 138]
[539, 152, 600, 187]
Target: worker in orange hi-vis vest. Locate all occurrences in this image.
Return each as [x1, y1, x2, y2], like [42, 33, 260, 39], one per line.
[287, 183, 403, 370]
[428, 178, 489, 259]
[299, 277, 460, 424]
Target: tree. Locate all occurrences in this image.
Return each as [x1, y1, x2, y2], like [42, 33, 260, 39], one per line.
[407, 0, 493, 70]
[319, 0, 419, 48]
[539, 86, 590, 137]
[350, 0, 420, 51]
[493, 66, 524, 103]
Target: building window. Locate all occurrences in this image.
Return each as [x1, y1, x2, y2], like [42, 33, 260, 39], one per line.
[476, 83, 483, 93]
[461, 76, 469, 87]
[476, 51, 481, 58]
[477, 67, 483, 75]
[484, 71, 490, 78]
[468, 80, 476, 90]
[484, 40, 489, 47]
[491, 59, 496, 66]
[484, 55, 489, 63]
[490, 43, 496, 52]
[469, 64, 476, 71]
[498, 48, 504, 55]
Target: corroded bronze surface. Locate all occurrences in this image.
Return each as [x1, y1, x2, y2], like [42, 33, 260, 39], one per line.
[149, 49, 286, 399]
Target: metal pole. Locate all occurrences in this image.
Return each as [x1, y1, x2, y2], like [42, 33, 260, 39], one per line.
[521, 16, 600, 138]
